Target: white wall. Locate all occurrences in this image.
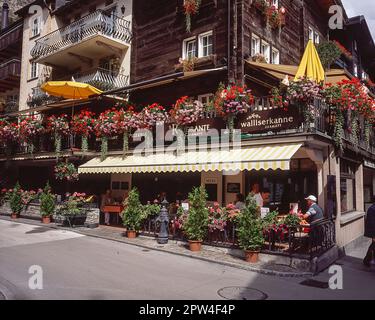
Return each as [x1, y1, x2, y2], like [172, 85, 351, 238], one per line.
[19, 0, 133, 110]
[19, 7, 52, 110]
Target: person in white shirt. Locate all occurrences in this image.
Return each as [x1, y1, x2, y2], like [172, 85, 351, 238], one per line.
[250, 183, 263, 207]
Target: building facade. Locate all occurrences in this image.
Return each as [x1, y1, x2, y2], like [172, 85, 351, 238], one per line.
[0, 0, 375, 255]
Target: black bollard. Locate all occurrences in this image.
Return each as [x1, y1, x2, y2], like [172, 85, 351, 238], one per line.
[157, 200, 169, 244]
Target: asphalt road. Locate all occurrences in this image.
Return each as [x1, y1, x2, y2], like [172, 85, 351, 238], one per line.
[0, 220, 374, 300]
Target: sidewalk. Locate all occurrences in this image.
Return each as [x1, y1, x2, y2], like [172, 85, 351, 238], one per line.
[0, 215, 316, 277]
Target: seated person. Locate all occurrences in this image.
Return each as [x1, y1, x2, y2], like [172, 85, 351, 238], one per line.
[301, 195, 324, 224]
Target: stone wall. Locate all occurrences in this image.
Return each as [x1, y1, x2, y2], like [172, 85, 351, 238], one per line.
[0, 202, 100, 228]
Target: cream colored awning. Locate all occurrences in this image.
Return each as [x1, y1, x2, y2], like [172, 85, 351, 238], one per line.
[79, 144, 302, 174]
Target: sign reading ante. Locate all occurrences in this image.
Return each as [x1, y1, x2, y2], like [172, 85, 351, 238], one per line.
[237, 107, 302, 134]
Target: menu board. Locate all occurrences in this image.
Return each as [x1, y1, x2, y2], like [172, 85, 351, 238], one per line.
[274, 183, 284, 204]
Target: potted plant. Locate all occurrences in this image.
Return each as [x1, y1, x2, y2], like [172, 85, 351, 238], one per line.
[39, 182, 55, 224]
[183, 186, 209, 251]
[57, 193, 87, 227]
[8, 183, 23, 219]
[121, 188, 144, 238]
[237, 195, 264, 263]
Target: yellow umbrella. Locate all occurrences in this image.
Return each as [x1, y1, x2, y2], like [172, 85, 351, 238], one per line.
[41, 81, 102, 99]
[294, 40, 325, 83]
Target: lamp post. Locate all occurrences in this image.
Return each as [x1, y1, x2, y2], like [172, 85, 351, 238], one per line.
[157, 200, 169, 244]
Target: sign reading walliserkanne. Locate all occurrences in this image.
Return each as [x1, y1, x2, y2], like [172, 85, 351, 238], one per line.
[236, 107, 303, 134]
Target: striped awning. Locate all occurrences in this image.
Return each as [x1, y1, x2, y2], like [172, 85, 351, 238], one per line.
[78, 143, 302, 174]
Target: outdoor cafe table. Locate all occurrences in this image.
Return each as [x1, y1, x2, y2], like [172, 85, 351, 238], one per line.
[103, 205, 124, 225]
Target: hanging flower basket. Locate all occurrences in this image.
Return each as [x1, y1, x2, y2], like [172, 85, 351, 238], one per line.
[54, 162, 79, 182]
[183, 0, 202, 32]
[47, 114, 70, 155]
[95, 108, 122, 161]
[71, 110, 96, 153]
[0, 119, 19, 144]
[214, 84, 254, 140]
[114, 106, 140, 158]
[139, 103, 168, 129]
[19, 116, 44, 154]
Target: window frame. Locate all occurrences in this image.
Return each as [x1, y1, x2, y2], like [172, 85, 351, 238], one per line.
[198, 93, 214, 106]
[353, 64, 358, 77]
[182, 36, 197, 60]
[271, 47, 280, 64]
[314, 31, 320, 45]
[271, 0, 279, 9]
[340, 160, 357, 214]
[198, 31, 213, 58]
[30, 61, 39, 80]
[31, 16, 41, 38]
[308, 27, 314, 41]
[251, 33, 261, 57]
[261, 40, 270, 63]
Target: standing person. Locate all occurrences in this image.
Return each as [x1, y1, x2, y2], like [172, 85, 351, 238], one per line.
[159, 191, 168, 203]
[250, 183, 263, 207]
[363, 196, 375, 267]
[260, 188, 271, 207]
[235, 193, 245, 210]
[301, 195, 324, 223]
[101, 190, 112, 226]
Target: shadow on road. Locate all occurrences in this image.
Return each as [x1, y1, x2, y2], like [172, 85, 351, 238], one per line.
[25, 227, 52, 235]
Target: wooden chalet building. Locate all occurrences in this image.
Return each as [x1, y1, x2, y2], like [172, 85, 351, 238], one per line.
[0, 0, 375, 265]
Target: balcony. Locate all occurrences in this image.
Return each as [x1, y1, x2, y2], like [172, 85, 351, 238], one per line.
[31, 10, 132, 70]
[71, 68, 129, 91]
[0, 59, 21, 93]
[27, 87, 63, 109]
[0, 22, 22, 60]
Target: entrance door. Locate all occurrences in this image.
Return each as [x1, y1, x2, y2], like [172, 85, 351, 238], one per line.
[132, 173, 201, 204]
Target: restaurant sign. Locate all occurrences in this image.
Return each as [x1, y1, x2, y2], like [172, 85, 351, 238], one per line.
[170, 117, 226, 137]
[236, 107, 302, 134]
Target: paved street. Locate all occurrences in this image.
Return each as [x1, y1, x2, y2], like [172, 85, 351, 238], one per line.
[0, 220, 374, 300]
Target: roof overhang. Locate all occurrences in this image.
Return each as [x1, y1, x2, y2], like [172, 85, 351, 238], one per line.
[245, 61, 352, 85]
[102, 67, 227, 97]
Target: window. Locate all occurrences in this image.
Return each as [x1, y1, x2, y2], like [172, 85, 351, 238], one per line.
[353, 40, 358, 51]
[340, 160, 356, 213]
[353, 64, 358, 77]
[261, 40, 270, 63]
[308, 27, 314, 41]
[198, 94, 214, 106]
[198, 31, 213, 57]
[271, 48, 280, 64]
[271, 0, 278, 8]
[314, 32, 320, 45]
[31, 17, 41, 38]
[251, 34, 260, 57]
[30, 61, 39, 79]
[183, 37, 197, 59]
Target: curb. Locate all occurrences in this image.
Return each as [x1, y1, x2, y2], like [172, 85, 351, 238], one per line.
[0, 216, 313, 278]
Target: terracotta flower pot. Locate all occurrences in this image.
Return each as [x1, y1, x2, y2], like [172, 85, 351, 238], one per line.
[245, 250, 260, 263]
[11, 213, 20, 219]
[189, 240, 202, 252]
[42, 216, 51, 224]
[126, 230, 137, 239]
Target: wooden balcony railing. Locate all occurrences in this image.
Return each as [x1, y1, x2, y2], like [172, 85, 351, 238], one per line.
[0, 59, 21, 80]
[31, 10, 132, 60]
[0, 23, 22, 52]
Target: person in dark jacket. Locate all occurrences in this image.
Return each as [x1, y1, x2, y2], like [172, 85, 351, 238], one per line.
[363, 197, 375, 267]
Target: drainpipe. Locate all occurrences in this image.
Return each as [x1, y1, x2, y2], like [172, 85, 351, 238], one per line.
[1, 2, 9, 30]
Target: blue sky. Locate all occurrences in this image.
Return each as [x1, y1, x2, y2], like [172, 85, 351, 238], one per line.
[341, 0, 375, 39]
